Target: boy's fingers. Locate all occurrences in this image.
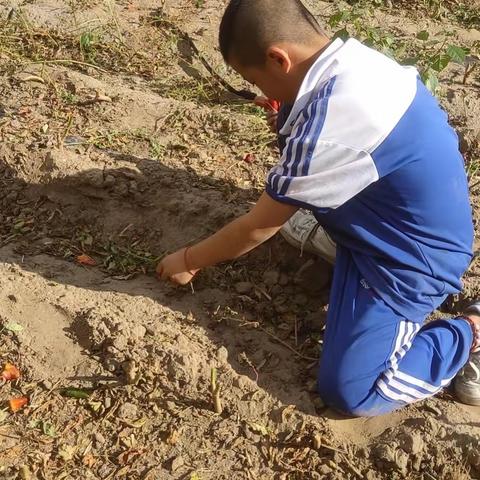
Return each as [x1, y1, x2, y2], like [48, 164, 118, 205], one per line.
[254, 96, 278, 112]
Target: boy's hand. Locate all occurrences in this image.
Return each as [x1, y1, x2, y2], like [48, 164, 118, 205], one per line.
[156, 249, 198, 285]
[255, 96, 279, 133]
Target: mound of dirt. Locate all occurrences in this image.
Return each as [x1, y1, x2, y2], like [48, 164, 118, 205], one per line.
[0, 0, 479, 479]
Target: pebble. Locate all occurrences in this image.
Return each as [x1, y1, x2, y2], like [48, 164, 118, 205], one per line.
[373, 443, 396, 463]
[104, 397, 112, 409]
[263, 270, 279, 286]
[86, 171, 104, 188]
[94, 432, 106, 445]
[112, 335, 128, 350]
[394, 449, 409, 474]
[412, 453, 423, 471]
[117, 402, 138, 420]
[113, 182, 129, 197]
[217, 346, 229, 363]
[469, 450, 480, 472]
[317, 465, 332, 475]
[437, 426, 447, 439]
[293, 293, 308, 306]
[170, 455, 185, 472]
[364, 470, 377, 480]
[399, 432, 424, 455]
[130, 325, 146, 339]
[234, 375, 256, 390]
[234, 281, 253, 294]
[104, 357, 118, 373]
[103, 174, 116, 187]
[41, 379, 53, 390]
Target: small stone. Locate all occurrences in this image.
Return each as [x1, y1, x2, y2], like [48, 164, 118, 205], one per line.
[364, 470, 377, 480]
[94, 432, 106, 445]
[19, 465, 31, 480]
[293, 293, 308, 306]
[42, 379, 53, 390]
[104, 397, 112, 409]
[394, 449, 409, 474]
[146, 325, 156, 336]
[112, 335, 128, 350]
[118, 402, 138, 420]
[170, 456, 184, 472]
[234, 375, 256, 390]
[469, 450, 480, 472]
[235, 281, 253, 294]
[216, 346, 229, 363]
[122, 360, 138, 384]
[103, 174, 116, 187]
[113, 182, 129, 197]
[86, 171, 104, 188]
[399, 432, 424, 455]
[312, 433, 322, 450]
[130, 325, 146, 339]
[437, 426, 447, 439]
[373, 443, 396, 463]
[412, 453, 423, 471]
[104, 357, 118, 373]
[263, 270, 279, 286]
[317, 465, 332, 475]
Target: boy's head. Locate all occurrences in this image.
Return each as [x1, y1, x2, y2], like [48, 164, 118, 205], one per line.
[219, 0, 329, 102]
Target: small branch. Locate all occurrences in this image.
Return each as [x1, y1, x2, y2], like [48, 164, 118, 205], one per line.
[27, 59, 110, 74]
[210, 368, 222, 414]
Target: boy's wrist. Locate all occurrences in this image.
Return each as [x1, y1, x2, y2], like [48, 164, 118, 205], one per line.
[183, 246, 200, 275]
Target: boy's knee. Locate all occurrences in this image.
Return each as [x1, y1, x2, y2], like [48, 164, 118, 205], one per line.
[317, 371, 361, 415]
[317, 372, 399, 417]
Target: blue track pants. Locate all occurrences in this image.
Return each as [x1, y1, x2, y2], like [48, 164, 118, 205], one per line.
[317, 247, 473, 416]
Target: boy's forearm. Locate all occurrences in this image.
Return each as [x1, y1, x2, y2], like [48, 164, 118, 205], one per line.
[187, 213, 278, 270]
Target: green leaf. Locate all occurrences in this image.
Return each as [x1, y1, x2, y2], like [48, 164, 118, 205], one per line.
[328, 11, 349, 28]
[4, 322, 24, 333]
[42, 421, 56, 437]
[0, 409, 9, 423]
[431, 54, 451, 72]
[423, 70, 439, 94]
[61, 388, 91, 399]
[416, 30, 430, 41]
[333, 28, 350, 41]
[446, 45, 466, 64]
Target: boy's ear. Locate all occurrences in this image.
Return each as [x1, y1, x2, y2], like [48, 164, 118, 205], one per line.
[266, 46, 292, 73]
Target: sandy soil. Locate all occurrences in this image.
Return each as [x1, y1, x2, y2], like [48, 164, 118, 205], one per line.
[0, 1, 479, 479]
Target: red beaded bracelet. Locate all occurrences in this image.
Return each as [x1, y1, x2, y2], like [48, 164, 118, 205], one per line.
[183, 247, 196, 276]
[464, 316, 480, 352]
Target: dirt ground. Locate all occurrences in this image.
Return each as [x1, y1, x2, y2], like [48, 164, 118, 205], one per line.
[0, 0, 479, 479]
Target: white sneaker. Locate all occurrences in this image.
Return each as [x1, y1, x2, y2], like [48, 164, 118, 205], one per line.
[454, 302, 480, 406]
[280, 210, 337, 264]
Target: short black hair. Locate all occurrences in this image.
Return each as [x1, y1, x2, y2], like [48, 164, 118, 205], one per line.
[219, 0, 324, 66]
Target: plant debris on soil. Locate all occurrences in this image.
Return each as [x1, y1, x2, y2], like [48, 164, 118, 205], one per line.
[0, 1, 479, 479]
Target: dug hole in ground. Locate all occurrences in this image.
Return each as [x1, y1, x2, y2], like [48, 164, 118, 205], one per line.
[0, 0, 479, 479]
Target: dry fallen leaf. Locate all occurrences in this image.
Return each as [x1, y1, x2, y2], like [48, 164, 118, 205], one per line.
[1, 363, 20, 381]
[9, 396, 28, 412]
[76, 254, 97, 266]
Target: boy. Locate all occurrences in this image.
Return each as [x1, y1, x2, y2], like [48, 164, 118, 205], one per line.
[157, 0, 480, 416]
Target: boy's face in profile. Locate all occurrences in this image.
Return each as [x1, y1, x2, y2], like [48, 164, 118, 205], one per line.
[230, 49, 294, 102]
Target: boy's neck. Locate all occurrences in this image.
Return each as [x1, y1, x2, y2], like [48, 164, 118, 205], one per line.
[286, 36, 332, 103]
